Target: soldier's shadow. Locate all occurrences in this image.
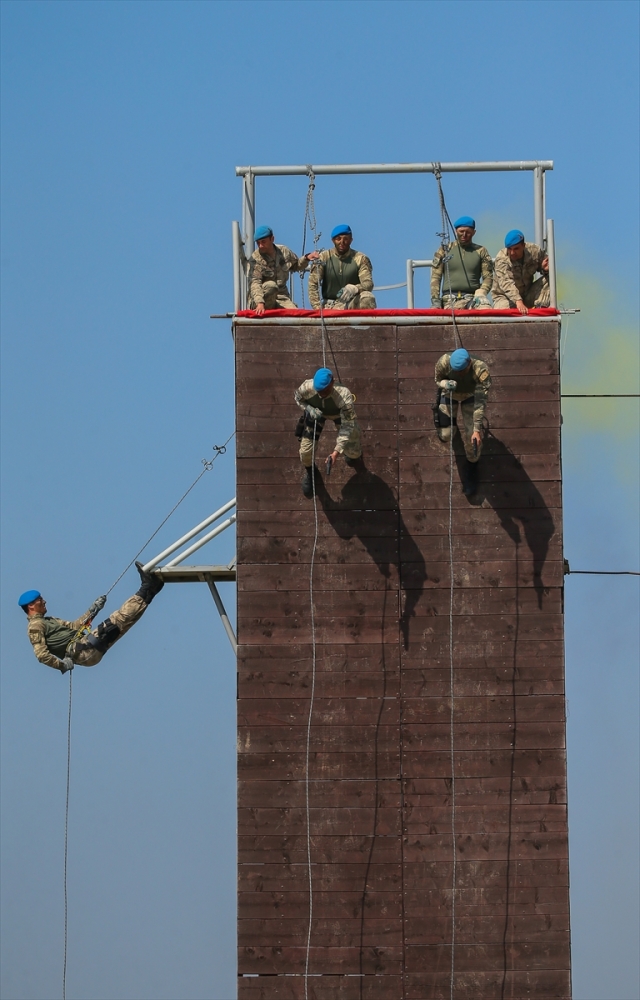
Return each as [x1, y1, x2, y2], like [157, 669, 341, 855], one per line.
[314, 464, 426, 649]
[457, 430, 556, 608]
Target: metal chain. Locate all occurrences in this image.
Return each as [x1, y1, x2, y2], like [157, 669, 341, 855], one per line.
[304, 423, 320, 998]
[103, 433, 235, 597]
[63, 672, 72, 1000]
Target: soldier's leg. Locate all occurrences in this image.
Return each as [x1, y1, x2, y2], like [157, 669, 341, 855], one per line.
[275, 294, 298, 310]
[524, 276, 550, 308]
[436, 399, 458, 444]
[351, 291, 377, 309]
[261, 281, 279, 309]
[492, 293, 514, 309]
[341, 421, 362, 461]
[299, 417, 324, 467]
[65, 641, 103, 667]
[459, 399, 481, 461]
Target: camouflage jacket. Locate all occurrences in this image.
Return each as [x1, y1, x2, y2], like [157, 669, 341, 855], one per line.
[434, 354, 492, 431]
[430, 241, 493, 300]
[307, 249, 374, 309]
[27, 607, 94, 669]
[248, 245, 310, 306]
[295, 380, 358, 453]
[491, 242, 548, 303]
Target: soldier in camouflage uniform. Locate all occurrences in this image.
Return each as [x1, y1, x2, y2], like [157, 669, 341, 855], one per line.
[431, 216, 494, 309]
[434, 347, 492, 496]
[248, 225, 319, 314]
[295, 367, 362, 497]
[307, 224, 376, 310]
[19, 563, 164, 673]
[491, 229, 550, 313]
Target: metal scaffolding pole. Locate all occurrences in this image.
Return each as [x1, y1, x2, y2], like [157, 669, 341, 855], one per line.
[547, 219, 557, 309]
[235, 161, 553, 177]
[242, 171, 255, 275]
[206, 576, 237, 653]
[534, 165, 545, 249]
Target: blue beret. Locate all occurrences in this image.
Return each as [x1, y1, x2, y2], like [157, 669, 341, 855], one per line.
[254, 225, 273, 241]
[505, 229, 525, 248]
[331, 224, 352, 239]
[18, 589, 41, 607]
[313, 367, 333, 391]
[454, 216, 475, 229]
[450, 348, 471, 371]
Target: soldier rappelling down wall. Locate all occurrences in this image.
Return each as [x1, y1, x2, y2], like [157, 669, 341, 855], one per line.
[433, 347, 492, 496]
[18, 563, 164, 673]
[294, 367, 363, 497]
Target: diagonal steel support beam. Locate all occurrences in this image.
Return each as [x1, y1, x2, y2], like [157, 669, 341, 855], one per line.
[205, 575, 237, 654]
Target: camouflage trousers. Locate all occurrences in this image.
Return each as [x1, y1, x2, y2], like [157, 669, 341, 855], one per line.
[437, 396, 483, 462]
[442, 292, 492, 310]
[251, 281, 297, 310]
[66, 594, 148, 666]
[492, 275, 550, 309]
[299, 417, 362, 467]
[323, 291, 377, 310]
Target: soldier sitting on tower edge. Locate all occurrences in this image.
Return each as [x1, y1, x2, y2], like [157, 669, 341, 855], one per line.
[295, 367, 363, 498]
[248, 225, 319, 314]
[430, 216, 494, 310]
[307, 225, 377, 310]
[19, 562, 164, 673]
[433, 347, 492, 497]
[491, 229, 550, 313]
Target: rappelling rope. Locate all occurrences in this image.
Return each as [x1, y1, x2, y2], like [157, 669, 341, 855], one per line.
[447, 388, 457, 1000]
[300, 169, 320, 310]
[103, 433, 235, 597]
[433, 164, 462, 350]
[304, 422, 320, 997]
[62, 671, 72, 1000]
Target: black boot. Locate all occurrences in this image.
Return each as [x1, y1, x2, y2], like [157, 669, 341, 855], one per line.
[302, 465, 319, 499]
[462, 460, 479, 496]
[135, 561, 165, 603]
[344, 453, 364, 469]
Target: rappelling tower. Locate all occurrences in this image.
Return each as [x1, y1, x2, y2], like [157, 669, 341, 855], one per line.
[233, 162, 571, 1000]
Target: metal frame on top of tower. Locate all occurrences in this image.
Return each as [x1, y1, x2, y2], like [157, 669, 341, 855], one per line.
[231, 160, 554, 311]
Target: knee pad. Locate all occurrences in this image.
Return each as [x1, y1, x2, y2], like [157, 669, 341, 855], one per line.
[87, 618, 121, 654]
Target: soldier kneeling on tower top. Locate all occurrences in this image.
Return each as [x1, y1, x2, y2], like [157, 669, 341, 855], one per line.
[19, 562, 164, 673]
[433, 348, 492, 496]
[295, 367, 363, 498]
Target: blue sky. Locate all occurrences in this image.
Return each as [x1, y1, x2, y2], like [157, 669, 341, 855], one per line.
[1, 2, 638, 998]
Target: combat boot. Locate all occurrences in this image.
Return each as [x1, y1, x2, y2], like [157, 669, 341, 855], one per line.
[302, 465, 319, 499]
[462, 460, 479, 496]
[135, 561, 165, 603]
[345, 454, 365, 471]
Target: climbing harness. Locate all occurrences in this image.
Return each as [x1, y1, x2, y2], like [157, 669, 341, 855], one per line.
[304, 422, 320, 998]
[62, 672, 72, 1000]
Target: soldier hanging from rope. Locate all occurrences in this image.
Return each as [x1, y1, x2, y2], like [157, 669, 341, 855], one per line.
[294, 367, 363, 498]
[18, 563, 164, 673]
[307, 225, 377, 310]
[433, 347, 492, 496]
[248, 225, 319, 314]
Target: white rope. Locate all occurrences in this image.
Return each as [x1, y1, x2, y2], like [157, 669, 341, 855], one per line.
[433, 165, 462, 349]
[304, 423, 320, 997]
[62, 672, 72, 1000]
[447, 389, 457, 1000]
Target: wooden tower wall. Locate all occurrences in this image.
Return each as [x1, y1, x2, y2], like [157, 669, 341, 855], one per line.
[235, 317, 570, 999]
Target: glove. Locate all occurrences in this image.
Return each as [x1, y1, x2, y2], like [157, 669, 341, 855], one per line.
[336, 283, 359, 305]
[87, 595, 107, 618]
[60, 657, 74, 674]
[472, 290, 490, 306]
[305, 405, 323, 421]
[441, 380, 457, 391]
[431, 297, 443, 308]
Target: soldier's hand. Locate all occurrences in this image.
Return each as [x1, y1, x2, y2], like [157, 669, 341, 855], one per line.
[88, 595, 107, 618]
[541, 257, 549, 271]
[471, 430, 483, 449]
[306, 405, 323, 421]
[254, 302, 266, 316]
[516, 299, 529, 315]
[306, 251, 320, 261]
[442, 380, 457, 391]
[431, 297, 443, 308]
[328, 450, 340, 465]
[60, 657, 74, 674]
[337, 283, 358, 305]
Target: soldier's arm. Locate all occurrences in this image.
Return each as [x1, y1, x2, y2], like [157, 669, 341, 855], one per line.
[472, 364, 492, 430]
[68, 607, 95, 630]
[355, 254, 374, 293]
[493, 253, 521, 303]
[294, 380, 315, 411]
[334, 388, 357, 453]
[430, 248, 445, 302]
[307, 258, 323, 308]
[434, 355, 451, 387]
[248, 257, 266, 306]
[479, 247, 494, 294]
[27, 620, 66, 671]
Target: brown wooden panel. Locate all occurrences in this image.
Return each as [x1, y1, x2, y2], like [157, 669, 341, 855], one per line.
[239, 889, 403, 919]
[239, 670, 401, 699]
[404, 970, 570, 1000]
[239, 915, 402, 948]
[398, 348, 559, 378]
[238, 834, 402, 865]
[238, 974, 403, 1000]
[396, 321, 559, 352]
[238, 862, 402, 893]
[237, 642, 401, 670]
[238, 944, 402, 976]
[402, 832, 568, 863]
[403, 858, 569, 890]
[238, 696, 401, 727]
[403, 695, 565, 724]
[238, 725, 400, 754]
[403, 723, 565, 752]
[404, 939, 570, 973]
[237, 403, 399, 432]
[402, 749, 567, 779]
[239, 780, 402, 809]
[402, 803, 568, 835]
[238, 751, 401, 781]
[403, 883, 569, 914]
[235, 324, 398, 352]
[238, 807, 402, 836]
[236, 376, 399, 405]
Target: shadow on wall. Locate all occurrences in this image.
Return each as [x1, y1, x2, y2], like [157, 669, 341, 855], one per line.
[461, 430, 556, 608]
[315, 463, 426, 648]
